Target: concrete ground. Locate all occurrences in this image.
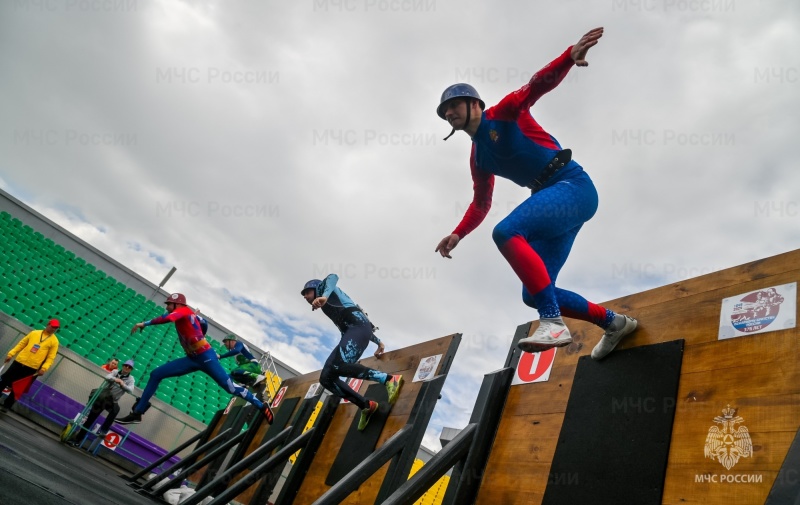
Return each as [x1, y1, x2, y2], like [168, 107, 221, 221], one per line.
[0, 408, 159, 505]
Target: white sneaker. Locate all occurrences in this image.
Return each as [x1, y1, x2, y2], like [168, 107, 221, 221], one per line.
[517, 318, 572, 353]
[253, 374, 266, 385]
[591, 315, 638, 360]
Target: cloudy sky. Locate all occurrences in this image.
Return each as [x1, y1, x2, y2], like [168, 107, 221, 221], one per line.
[1, 0, 798, 451]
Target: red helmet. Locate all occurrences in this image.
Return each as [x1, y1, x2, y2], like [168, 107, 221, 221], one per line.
[165, 293, 187, 305]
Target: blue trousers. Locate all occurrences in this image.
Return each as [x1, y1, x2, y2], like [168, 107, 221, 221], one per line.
[491, 172, 613, 327]
[135, 349, 263, 413]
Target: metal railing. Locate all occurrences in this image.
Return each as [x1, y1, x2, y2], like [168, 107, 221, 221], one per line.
[0, 314, 206, 471]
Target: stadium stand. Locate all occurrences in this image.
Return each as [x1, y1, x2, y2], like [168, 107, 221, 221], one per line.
[0, 210, 281, 424]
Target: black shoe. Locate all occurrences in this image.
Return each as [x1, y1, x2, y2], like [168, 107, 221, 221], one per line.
[0, 405, 8, 413]
[116, 412, 142, 425]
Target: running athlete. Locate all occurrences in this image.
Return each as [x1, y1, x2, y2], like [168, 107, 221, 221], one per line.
[116, 293, 273, 425]
[302, 274, 403, 431]
[218, 334, 266, 390]
[434, 28, 637, 360]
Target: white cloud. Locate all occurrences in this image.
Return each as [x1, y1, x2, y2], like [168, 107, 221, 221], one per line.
[1, 0, 797, 454]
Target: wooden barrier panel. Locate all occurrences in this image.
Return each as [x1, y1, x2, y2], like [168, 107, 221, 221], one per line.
[186, 400, 252, 486]
[228, 333, 459, 505]
[292, 333, 459, 505]
[477, 248, 800, 505]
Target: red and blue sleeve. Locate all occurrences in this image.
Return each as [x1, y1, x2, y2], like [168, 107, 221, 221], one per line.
[452, 146, 494, 239]
[488, 47, 575, 121]
[145, 309, 184, 326]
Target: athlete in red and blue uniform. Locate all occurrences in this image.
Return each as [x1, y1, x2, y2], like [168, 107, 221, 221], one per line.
[117, 293, 273, 425]
[435, 28, 637, 359]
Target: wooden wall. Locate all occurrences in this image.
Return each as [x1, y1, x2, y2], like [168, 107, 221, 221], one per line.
[476, 249, 800, 505]
[223, 333, 458, 504]
[292, 334, 458, 505]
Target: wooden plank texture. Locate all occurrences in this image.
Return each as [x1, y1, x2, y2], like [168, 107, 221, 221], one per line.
[477, 249, 800, 505]
[291, 334, 458, 505]
[223, 334, 457, 504]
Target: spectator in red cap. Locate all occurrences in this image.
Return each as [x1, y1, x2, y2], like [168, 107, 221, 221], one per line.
[0, 319, 61, 412]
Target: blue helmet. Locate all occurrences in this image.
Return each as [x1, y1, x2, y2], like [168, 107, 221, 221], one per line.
[437, 83, 485, 119]
[301, 279, 321, 295]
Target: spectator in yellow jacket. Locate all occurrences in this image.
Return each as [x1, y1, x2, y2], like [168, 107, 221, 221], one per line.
[0, 319, 60, 412]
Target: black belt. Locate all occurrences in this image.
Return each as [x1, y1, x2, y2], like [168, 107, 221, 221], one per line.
[526, 148, 572, 194]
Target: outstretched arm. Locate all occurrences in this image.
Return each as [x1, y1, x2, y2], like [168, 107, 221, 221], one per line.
[571, 27, 603, 67]
[491, 27, 604, 119]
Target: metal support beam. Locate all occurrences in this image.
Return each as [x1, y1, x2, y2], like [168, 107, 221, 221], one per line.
[379, 424, 477, 505]
[274, 395, 342, 505]
[176, 426, 293, 505]
[121, 424, 221, 483]
[141, 430, 249, 495]
[379, 367, 515, 505]
[442, 367, 514, 505]
[126, 428, 233, 489]
[204, 428, 316, 505]
[375, 375, 448, 502]
[311, 427, 414, 505]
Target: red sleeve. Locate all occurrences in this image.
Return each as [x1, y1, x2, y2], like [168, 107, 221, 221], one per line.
[488, 47, 575, 121]
[148, 307, 188, 325]
[452, 146, 494, 239]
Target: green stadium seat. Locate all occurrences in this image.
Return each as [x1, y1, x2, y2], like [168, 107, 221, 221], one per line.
[27, 292, 46, 307]
[5, 299, 24, 316]
[49, 285, 67, 298]
[16, 312, 34, 327]
[56, 327, 78, 344]
[3, 273, 21, 286]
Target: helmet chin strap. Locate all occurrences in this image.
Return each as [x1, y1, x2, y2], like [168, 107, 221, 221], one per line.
[443, 99, 472, 141]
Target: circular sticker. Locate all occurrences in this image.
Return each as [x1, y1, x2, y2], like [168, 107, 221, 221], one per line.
[730, 288, 785, 333]
[103, 432, 121, 449]
[416, 356, 437, 381]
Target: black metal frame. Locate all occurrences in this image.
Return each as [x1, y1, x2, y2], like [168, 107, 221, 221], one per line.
[163, 392, 336, 505]
[505, 321, 533, 369]
[119, 410, 223, 484]
[195, 400, 261, 488]
[245, 392, 335, 505]
[174, 425, 294, 505]
[764, 422, 800, 504]
[125, 427, 233, 489]
[133, 403, 269, 497]
[379, 366, 515, 505]
[137, 429, 251, 496]
[201, 393, 340, 505]
[311, 374, 448, 505]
